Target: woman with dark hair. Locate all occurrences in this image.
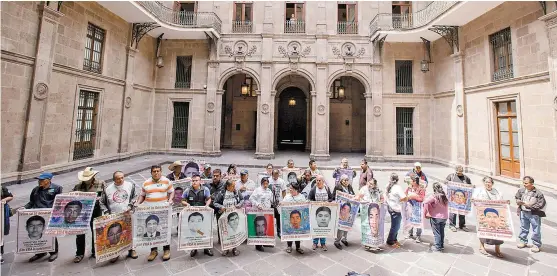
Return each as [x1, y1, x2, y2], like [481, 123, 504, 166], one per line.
[226, 164, 238, 177]
[385, 173, 408, 248]
[424, 182, 449, 252]
[332, 174, 355, 250]
[405, 175, 425, 243]
[473, 176, 504, 258]
[282, 182, 307, 254]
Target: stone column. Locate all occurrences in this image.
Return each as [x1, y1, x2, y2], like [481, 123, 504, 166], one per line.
[214, 89, 225, 152]
[20, 4, 63, 171]
[311, 64, 330, 160]
[367, 64, 384, 160]
[255, 61, 274, 159]
[118, 46, 138, 154]
[540, 11, 557, 148]
[203, 60, 220, 155]
[451, 52, 468, 166]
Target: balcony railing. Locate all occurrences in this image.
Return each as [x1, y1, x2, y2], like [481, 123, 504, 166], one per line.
[370, 1, 459, 36]
[136, 1, 222, 33]
[232, 21, 253, 33]
[284, 20, 305, 34]
[337, 21, 358, 35]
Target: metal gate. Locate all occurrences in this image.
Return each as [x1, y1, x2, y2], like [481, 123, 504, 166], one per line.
[171, 102, 189, 148]
[395, 60, 413, 93]
[396, 107, 414, 155]
[73, 91, 99, 160]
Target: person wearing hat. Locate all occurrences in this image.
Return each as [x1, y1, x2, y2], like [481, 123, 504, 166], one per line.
[201, 164, 213, 179]
[22, 172, 62, 262]
[167, 161, 186, 181]
[235, 169, 256, 202]
[72, 167, 105, 263]
[406, 162, 428, 188]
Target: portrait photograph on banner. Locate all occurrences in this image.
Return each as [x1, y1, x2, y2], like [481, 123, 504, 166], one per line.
[446, 181, 474, 215]
[93, 212, 133, 263]
[282, 168, 302, 185]
[334, 169, 354, 186]
[178, 206, 213, 251]
[45, 192, 97, 235]
[172, 178, 191, 213]
[218, 209, 247, 251]
[309, 202, 338, 239]
[246, 207, 275, 246]
[132, 205, 172, 249]
[335, 191, 360, 231]
[360, 202, 386, 247]
[280, 202, 311, 241]
[473, 199, 515, 242]
[16, 209, 55, 254]
[402, 200, 424, 231]
[182, 161, 202, 178]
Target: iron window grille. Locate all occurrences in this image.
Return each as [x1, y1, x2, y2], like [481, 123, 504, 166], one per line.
[83, 23, 105, 74]
[490, 27, 514, 81]
[396, 107, 414, 155]
[171, 102, 190, 148]
[175, 56, 193, 88]
[73, 91, 99, 160]
[395, 60, 413, 93]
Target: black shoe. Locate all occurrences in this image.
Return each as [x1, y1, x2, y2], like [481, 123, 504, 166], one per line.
[204, 249, 214, 256]
[334, 242, 342, 250]
[341, 240, 349, 246]
[48, 253, 58, 262]
[29, 253, 47, 262]
[255, 245, 264, 252]
[190, 249, 198, 257]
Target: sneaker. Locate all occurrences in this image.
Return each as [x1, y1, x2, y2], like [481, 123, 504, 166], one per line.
[341, 240, 349, 246]
[449, 226, 457, 232]
[312, 244, 318, 250]
[190, 249, 198, 257]
[431, 247, 442, 252]
[1, 255, 4, 264]
[322, 245, 328, 251]
[147, 250, 158, 262]
[286, 247, 292, 253]
[531, 245, 541, 253]
[204, 249, 213, 256]
[48, 253, 58, 262]
[222, 250, 229, 256]
[334, 242, 342, 250]
[459, 226, 469, 232]
[295, 248, 304, 254]
[128, 250, 138, 259]
[162, 249, 171, 261]
[517, 242, 527, 249]
[407, 235, 415, 240]
[415, 237, 422, 243]
[29, 253, 47, 262]
[232, 248, 240, 256]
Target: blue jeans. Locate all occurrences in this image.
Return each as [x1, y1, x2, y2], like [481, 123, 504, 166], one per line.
[519, 211, 542, 247]
[430, 218, 447, 250]
[313, 238, 326, 245]
[408, 227, 422, 237]
[387, 211, 402, 245]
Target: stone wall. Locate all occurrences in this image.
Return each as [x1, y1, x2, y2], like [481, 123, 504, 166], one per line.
[156, 40, 209, 90]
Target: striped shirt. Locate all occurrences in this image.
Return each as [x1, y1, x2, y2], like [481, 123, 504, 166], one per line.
[141, 176, 174, 206]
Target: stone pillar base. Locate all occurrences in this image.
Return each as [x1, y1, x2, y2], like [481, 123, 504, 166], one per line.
[310, 153, 331, 161]
[364, 155, 385, 162]
[203, 150, 222, 157]
[254, 152, 275, 160]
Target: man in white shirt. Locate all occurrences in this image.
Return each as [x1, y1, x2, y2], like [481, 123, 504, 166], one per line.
[269, 169, 286, 238]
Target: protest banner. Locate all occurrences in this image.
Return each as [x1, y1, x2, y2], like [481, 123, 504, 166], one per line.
[334, 169, 354, 186]
[257, 172, 269, 186]
[0, 203, 3, 246]
[16, 209, 55, 254]
[446, 181, 474, 215]
[218, 209, 247, 251]
[132, 204, 172, 248]
[182, 161, 202, 178]
[309, 202, 338, 238]
[178, 206, 213, 251]
[335, 191, 360, 231]
[246, 207, 275, 246]
[473, 199, 515, 242]
[402, 200, 424, 231]
[280, 202, 311, 241]
[93, 212, 132, 263]
[360, 202, 386, 247]
[172, 178, 191, 213]
[45, 192, 97, 235]
[282, 168, 302, 185]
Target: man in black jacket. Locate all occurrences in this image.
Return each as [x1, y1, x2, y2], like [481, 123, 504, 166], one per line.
[23, 172, 62, 262]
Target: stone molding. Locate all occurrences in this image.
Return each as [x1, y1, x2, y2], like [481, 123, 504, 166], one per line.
[539, 10, 557, 28]
[40, 5, 64, 24]
[1, 50, 35, 66]
[52, 63, 126, 86]
[464, 71, 550, 94]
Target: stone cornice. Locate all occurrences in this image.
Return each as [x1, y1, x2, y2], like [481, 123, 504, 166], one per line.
[432, 90, 456, 98]
[383, 93, 431, 99]
[154, 88, 208, 94]
[52, 63, 126, 86]
[464, 72, 550, 95]
[1, 50, 35, 66]
[539, 10, 557, 28]
[133, 83, 153, 92]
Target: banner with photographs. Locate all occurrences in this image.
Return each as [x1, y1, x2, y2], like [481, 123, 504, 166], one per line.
[473, 199, 515, 242]
[334, 169, 354, 186]
[178, 206, 213, 251]
[16, 209, 55, 254]
[218, 209, 247, 251]
[447, 182, 474, 215]
[280, 202, 311, 241]
[335, 191, 360, 231]
[310, 202, 338, 238]
[401, 200, 424, 231]
[93, 212, 133, 263]
[360, 202, 386, 247]
[172, 179, 191, 213]
[45, 192, 97, 235]
[132, 204, 172, 249]
[282, 168, 302, 185]
[257, 172, 270, 186]
[181, 161, 202, 178]
[246, 207, 275, 246]
[0, 203, 3, 246]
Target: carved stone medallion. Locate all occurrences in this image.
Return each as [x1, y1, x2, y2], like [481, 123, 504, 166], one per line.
[124, 96, 132, 108]
[34, 82, 48, 100]
[373, 105, 382, 117]
[456, 105, 463, 117]
[207, 102, 215, 112]
[317, 104, 326, 115]
[261, 103, 270, 114]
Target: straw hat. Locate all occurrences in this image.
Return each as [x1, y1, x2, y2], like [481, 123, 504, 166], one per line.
[78, 167, 99, 182]
[168, 161, 183, 171]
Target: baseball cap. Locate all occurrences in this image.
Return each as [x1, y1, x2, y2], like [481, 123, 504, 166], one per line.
[240, 169, 248, 175]
[205, 164, 212, 169]
[36, 172, 53, 180]
[414, 162, 422, 168]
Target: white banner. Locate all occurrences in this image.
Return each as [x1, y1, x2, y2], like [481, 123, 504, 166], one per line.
[218, 209, 247, 251]
[16, 209, 55, 254]
[310, 202, 338, 239]
[132, 204, 172, 248]
[178, 206, 214, 251]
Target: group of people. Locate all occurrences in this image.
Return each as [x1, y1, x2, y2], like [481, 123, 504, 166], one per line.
[0, 158, 547, 266]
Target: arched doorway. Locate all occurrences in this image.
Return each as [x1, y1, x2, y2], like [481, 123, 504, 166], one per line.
[329, 76, 366, 152]
[277, 87, 307, 151]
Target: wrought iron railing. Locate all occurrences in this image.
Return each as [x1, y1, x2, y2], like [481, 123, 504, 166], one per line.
[337, 21, 358, 34]
[370, 1, 459, 36]
[232, 21, 253, 33]
[136, 1, 222, 33]
[284, 20, 305, 34]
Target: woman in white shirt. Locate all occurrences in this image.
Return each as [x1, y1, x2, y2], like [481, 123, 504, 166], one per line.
[385, 173, 408, 248]
[473, 176, 504, 258]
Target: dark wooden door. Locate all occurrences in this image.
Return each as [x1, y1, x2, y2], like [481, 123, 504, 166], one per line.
[496, 101, 520, 178]
[278, 88, 306, 150]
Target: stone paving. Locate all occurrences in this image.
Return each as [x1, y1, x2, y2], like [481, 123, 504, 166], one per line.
[1, 154, 557, 276]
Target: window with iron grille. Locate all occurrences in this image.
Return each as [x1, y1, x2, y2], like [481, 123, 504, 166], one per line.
[395, 60, 413, 93]
[396, 107, 414, 155]
[175, 56, 192, 88]
[73, 91, 99, 160]
[83, 23, 105, 74]
[171, 102, 190, 148]
[490, 27, 513, 81]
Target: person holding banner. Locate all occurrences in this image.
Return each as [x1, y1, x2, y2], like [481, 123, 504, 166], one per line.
[473, 176, 505, 257]
[1, 186, 14, 264]
[283, 159, 297, 170]
[282, 183, 307, 254]
[99, 171, 138, 261]
[235, 170, 257, 202]
[424, 182, 449, 252]
[307, 159, 322, 176]
[167, 161, 186, 181]
[405, 175, 425, 243]
[22, 172, 62, 262]
[182, 173, 214, 257]
[213, 179, 244, 256]
[298, 170, 315, 197]
[308, 175, 334, 251]
[269, 169, 287, 238]
[515, 176, 546, 253]
[446, 165, 473, 232]
[333, 174, 356, 250]
[406, 162, 428, 188]
[359, 160, 374, 191]
[385, 173, 408, 249]
[357, 178, 384, 251]
[137, 165, 174, 262]
[333, 158, 357, 186]
[250, 177, 278, 252]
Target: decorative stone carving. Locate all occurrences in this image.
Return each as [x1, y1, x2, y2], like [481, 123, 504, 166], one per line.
[332, 42, 365, 59]
[224, 40, 257, 57]
[124, 97, 132, 108]
[278, 41, 311, 58]
[207, 102, 215, 112]
[34, 82, 48, 100]
[261, 103, 270, 114]
[373, 105, 382, 117]
[317, 104, 326, 115]
[456, 105, 463, 117]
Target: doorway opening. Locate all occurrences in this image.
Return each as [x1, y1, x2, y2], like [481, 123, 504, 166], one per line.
[277, 87, 307, 151]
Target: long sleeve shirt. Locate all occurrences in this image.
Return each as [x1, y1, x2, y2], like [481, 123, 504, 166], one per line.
[405, 187, 425, 202]
[24, 183, 63, 209]
[213, 189, 244, 212]
[250, 186, 275, 208]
